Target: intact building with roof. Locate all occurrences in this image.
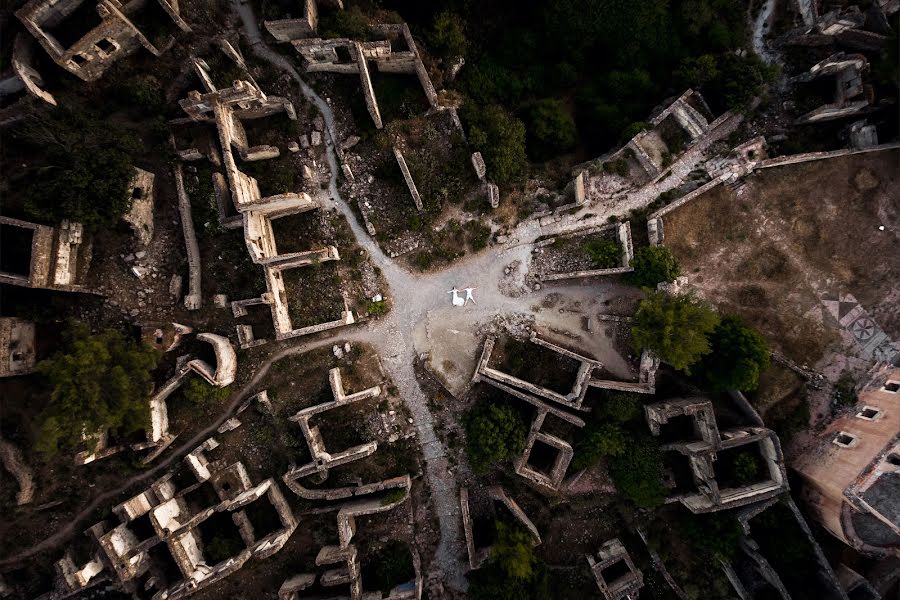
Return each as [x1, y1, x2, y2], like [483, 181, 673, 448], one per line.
[793, 363, 900, 556]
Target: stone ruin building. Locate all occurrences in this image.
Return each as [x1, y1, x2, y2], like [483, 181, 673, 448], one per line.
[626, 89, 715, 181]
[171, 44, 356, 341]
[791, 2, 898, 52]
[644, 397, 788, 513]
[47, 439, 297, 599]
[43, 361, 421, 600]
[277, 479, 419, 600]
[75, 332, 237, 466]
[725, 497, 849, 600]
[0, 34, 57, 127]
[15, 0, 190, 82]
[279, 366, 414, 505]
[793, 52, 874, 124]
[586, 538, 644, 600]
[532, 221, 636, 282]
[0, 216, 91, 292]
[262, 0, 347, 43]
[0, 317, 36, 378]
[475, 334, 599, 411]
[472, 333, 660, 491]
[291, 23, 439, 130]
[793, 363, 900, 557]
[460, 486, 541, 571]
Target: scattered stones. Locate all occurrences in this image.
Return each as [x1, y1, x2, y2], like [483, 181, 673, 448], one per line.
[311, 131, 322, 146]
[341, 135, 360, 149]
[333, 344, 344, 359]
[287, 141, 300, 153]
[299, 134, 310, 149]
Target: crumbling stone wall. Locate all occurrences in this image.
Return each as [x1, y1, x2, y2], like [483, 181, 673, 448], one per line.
[0, 216, 91, 292]
[586, 538, 644, 600]
[393, 146, 424, 211]
[263, 0, 319, 42]
[645, 396, 789, 513]
[473, 334, 599, 410]
[0, 317, 36, 377]
[461, 486, 541, 570]
[16, 0, 189, 82]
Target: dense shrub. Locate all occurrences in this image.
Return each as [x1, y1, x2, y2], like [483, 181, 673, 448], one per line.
[463, 401, 526, 472]
[524, 98, 577, 161]
[183, 378, 231, 405]
[695, 316, 770, 391]
[429, 11, 467, 58]
[608, 434, 667, 509]
[582, 238, 621, 268]
[571, 423, 627, 471]
[462, 103, 527, 184]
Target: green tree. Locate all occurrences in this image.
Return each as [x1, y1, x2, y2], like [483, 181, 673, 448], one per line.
[695, 316, 769, 391]
[318, 6, 369, 39]
[492, 522, 536, 580]
[677, 54, 720, 88]
[608, 434, 667, 509]
[16, 107, 138, 230]
[732, 451, 760, 485]
[598, 391, 643, 423]
[711, 52, 778, 111]
[468, 521, 551, 600]
[582, 238, 621, 268]
[631, 291, 720, 372]
[463, 104, 527, 185]
[571, 423, 627, 471]
[677, 512, 743, 561]
[626, 246, 680, 288]
[464, 401, 526, 472]
[182, 377, 231, 405]
[35, 323, 160, 456]
[430, 11, 467, 58]
[524, 98, 577, 161]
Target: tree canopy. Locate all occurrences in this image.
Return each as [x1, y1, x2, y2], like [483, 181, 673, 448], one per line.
[524, 98, 577, 161]
[571, 423, 627, 471]
[16, 107, 138, 230]
[429, 11, 467, 58]
[631, 291, 720, 371]
[35, 323, 160, 457]
[468, 521, 550, 600]
[463, 104, 528, 185]
[464, 400, 526, 472]
[608, 434, 667, 509]
[627, 246, 680, 288]
[695, 315, 770, 391]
